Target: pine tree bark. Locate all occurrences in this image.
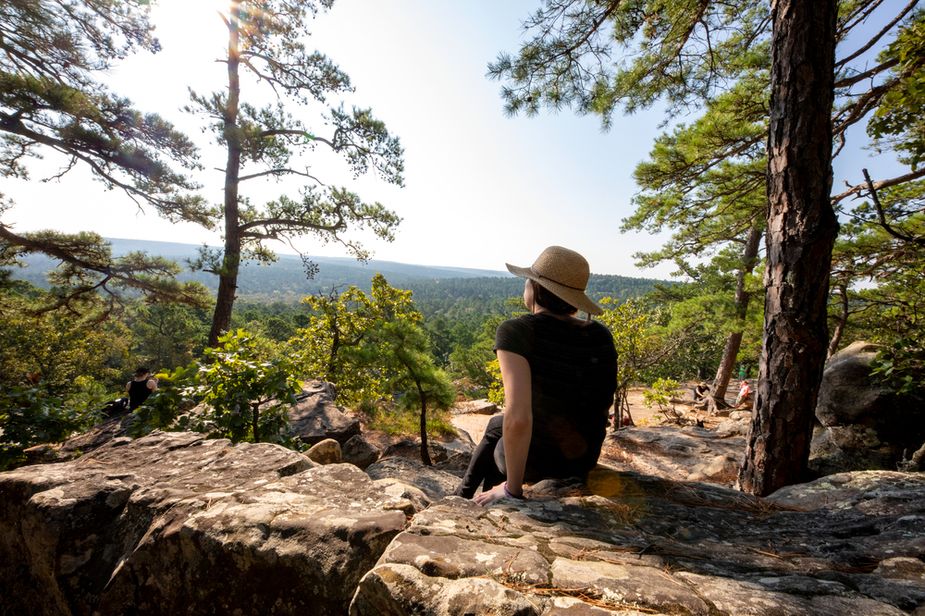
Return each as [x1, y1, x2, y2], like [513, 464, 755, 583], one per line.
[208, 1, 244, 346]
[737, 0, 839, 496]
[711, 225, 762, 406]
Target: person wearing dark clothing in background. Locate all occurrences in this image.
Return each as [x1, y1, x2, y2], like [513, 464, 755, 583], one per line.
[126, 367, 158, 410]
[454, 246, 617, 505]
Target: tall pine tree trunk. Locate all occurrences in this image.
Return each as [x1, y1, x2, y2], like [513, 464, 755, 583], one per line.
[738, 0, 839, 496]
[711, 225, 762, 406]
[208, 0, 244, 346]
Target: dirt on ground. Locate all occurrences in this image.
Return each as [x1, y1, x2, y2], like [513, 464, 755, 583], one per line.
[450, 381, 749, 443]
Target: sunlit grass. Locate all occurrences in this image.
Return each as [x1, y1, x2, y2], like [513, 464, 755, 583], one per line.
[364, 405, 457, 438]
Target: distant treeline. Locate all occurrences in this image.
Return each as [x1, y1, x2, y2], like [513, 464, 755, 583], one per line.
[10, 238, 670, 308]
[406, 275, 666, 320]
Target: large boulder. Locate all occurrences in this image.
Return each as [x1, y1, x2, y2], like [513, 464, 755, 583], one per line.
[288, 380, 360, 445]
[306, 437, 342, 464]
[342, 434, 380, 469]
[812, 341, 925, 475]
[0, 431, 416, 616]
[351, 468, 925, 615]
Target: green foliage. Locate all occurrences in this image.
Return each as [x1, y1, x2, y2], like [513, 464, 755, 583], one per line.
[868, 10, 925, 170]
[598, 297, 663, 420]
[290, 274, 422, 405]
[829, 179, 925, 357]
[624, 69, 768, 275]
[485, 358, 505, 407]
[0, 288, 123, 468]
[1, 385, 75, 470]
[187, 330, 300, 443]
[372, 314, 456, 463]
[363, 405, 457, 438]
[288, 274, 455, 448]
[0, 1, 205, 212]
[598, 297, 664, 382]
[493, 1, 925, 401]
[870, 338, 925, 398]
[0, 229, 212, 316]
[449, 314, 507, 397]
[0, 287, 129, 392]
[642, 377, 682, 420]
[489, 0, 768, 122]
[123, 301, 211, 370]
[0, 1, 212, 310]
[375, 318, 456, 414]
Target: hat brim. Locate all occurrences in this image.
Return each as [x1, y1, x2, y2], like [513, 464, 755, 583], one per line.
[506, 263, 603, 316]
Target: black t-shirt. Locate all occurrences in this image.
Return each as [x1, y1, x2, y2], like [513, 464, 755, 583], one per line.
[494, 313, 617, 474]
[128, 379, 153, 410]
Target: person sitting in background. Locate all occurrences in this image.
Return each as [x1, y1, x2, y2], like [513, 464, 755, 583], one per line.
[454, 246, 618, 505]
[693, 382, 710, 403]
[126, 366, 158, 410]
[735, 379, 753, 407]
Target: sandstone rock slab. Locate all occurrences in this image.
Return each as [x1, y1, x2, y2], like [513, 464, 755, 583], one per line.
[0, 431, 416, 616]
[366, 456, 462, 503]
[351, 467, 925, 615]
[451, 399, 498, 415]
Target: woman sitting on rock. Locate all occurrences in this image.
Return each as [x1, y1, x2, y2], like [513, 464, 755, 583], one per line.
[454, 246, 618, 505]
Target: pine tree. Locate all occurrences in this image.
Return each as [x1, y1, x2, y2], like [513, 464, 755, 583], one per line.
[0, 0, 212, 310]
[190, 1, 404, 345]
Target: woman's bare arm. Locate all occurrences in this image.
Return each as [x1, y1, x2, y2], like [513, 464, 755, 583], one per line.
[474, 350, 531, 505]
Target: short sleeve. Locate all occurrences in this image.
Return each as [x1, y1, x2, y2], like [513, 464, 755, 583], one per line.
[494, 318, 533, 358]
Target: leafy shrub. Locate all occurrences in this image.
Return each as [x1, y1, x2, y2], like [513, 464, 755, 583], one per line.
[642, 378, 683, 424]
[186, 330, 301, 444]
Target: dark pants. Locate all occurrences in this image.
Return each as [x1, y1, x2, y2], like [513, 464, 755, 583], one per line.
[454, 414, 505, 498]
[454, 414, 598, 498]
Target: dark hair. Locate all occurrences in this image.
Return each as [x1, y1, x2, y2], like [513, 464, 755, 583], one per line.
[134, 367, 150, 377]
[531, 280, 577, 315]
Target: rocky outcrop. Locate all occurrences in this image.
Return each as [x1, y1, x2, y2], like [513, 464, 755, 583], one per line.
[603, 426, 745, 486]
[5, 424, 925, 615]
[812, 341, 925, 475]
[288, 380, 360, 445]
[21, 412, 138, 465]
[0, 431, 415, 616]
[351, 468, 925, 615]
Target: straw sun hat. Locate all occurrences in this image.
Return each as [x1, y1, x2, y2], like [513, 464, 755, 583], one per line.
[506, 246, 602, 316]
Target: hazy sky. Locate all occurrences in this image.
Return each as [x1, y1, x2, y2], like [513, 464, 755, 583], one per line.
[2, 0, 906, 278]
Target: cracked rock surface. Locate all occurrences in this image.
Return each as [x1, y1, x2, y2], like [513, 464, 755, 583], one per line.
[0, 431, 414, 616]
[3, 430, 924, 616]
[351, 468, 925, 615]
